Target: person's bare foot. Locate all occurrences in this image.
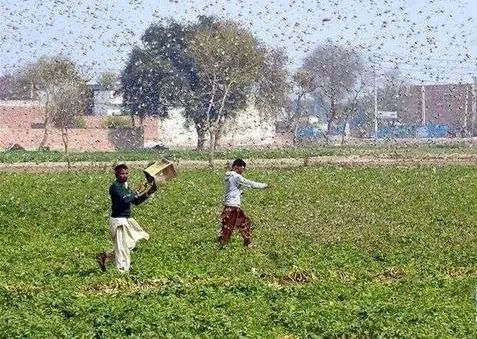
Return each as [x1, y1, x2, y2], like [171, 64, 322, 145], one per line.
[96, 252, 107, 272]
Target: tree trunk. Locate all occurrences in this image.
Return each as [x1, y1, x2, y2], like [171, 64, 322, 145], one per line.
[195, 123, 207, 151]
[39, 105, 49, 150]
[289, 92, 305, 130]
[212, 82, 232, 153]
[325, 118, 333, 144]
[214, 116, 226, 149]
[340, 120, 347, 145]
[205, 80, 217, 164]
[39, 124, 49, 150]
[293, 125, 299, 144]
[325, 97, 336, 143]
[208, 128, 216, 168]
[61, 126, 70, 169]
[214, 129, 222, 150]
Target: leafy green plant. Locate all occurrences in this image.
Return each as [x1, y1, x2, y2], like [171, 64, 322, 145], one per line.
[70, 116, 86, 129]
[0, 167, 476, 336]
[2, 144, 477, 163]
[101, 116, 134, 129]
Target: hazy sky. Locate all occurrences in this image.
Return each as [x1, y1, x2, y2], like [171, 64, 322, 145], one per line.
[1, 0, 476, 84]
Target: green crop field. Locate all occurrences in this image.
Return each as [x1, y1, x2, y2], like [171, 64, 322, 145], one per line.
[1, 166, 476, 337]
[2, 143, 477, 164]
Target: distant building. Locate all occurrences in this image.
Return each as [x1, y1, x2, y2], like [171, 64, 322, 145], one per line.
[0, 74, 33, 100]
[378, 111, 398, 121]
[89, 81, 123, 116]
[400, 81, 477, 136]
[156, 107, 280, 148]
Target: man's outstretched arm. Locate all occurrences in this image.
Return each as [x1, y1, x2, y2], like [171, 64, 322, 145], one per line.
[238, 175, 268, 189]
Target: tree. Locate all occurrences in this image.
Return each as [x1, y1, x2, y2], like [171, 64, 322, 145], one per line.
[122, 17, 289, 159]
[121, 20, 191, 126]
[286, 70, 316, 135]
[253, 48, 290, 120]
[187, 20, 283, 165]
[357, 68, 410, 136]
[98, 71, 118, 90]
[14, 56, 86, 149]
[301, 43, 364, 138]
[339, 69, 373, 143]
[50, 81, 89, 165]
[377, 69, 410, 121]
[122, 17, 233, 149]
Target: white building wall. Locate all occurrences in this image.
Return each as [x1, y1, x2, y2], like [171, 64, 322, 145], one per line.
[157, 109, 198, 148]
[221, 107, 276, 147]
[93, 90, 122, 116]
[157, 106, 277, 148]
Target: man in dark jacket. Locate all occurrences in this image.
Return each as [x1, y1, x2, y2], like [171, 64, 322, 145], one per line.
[96, 163, 156, 273]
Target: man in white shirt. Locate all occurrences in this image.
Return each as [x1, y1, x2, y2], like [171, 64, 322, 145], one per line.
[219, 159, 268, 248]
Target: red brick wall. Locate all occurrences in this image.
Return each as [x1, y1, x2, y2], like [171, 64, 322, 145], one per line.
[0, 104, 159, 151]
[0, 128, 144, 151]
[402, 84, 474, 132]
[142, 117, 159, 144]
[0, 106, 44, 128]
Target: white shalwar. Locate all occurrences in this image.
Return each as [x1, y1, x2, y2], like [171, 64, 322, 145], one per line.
[109, 217, 149, 273]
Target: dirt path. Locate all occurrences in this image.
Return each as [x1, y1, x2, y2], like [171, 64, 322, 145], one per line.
[1, 154, 477, 172]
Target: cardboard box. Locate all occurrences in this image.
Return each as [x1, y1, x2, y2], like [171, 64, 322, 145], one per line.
[143, 159, 177, 184]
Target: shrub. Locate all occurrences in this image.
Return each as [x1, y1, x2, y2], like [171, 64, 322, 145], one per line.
[70, 116, 86, 129]
[101, 116, 133, 129]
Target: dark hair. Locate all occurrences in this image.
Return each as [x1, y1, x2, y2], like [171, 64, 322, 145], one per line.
[114, 164, 128, 173]
[232, 159, 246, 168]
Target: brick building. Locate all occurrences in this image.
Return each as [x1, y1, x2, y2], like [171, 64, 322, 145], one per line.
[0, 101, 159, 151]
[400, 82, 477, 136]
[0, 100, 292, 151]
